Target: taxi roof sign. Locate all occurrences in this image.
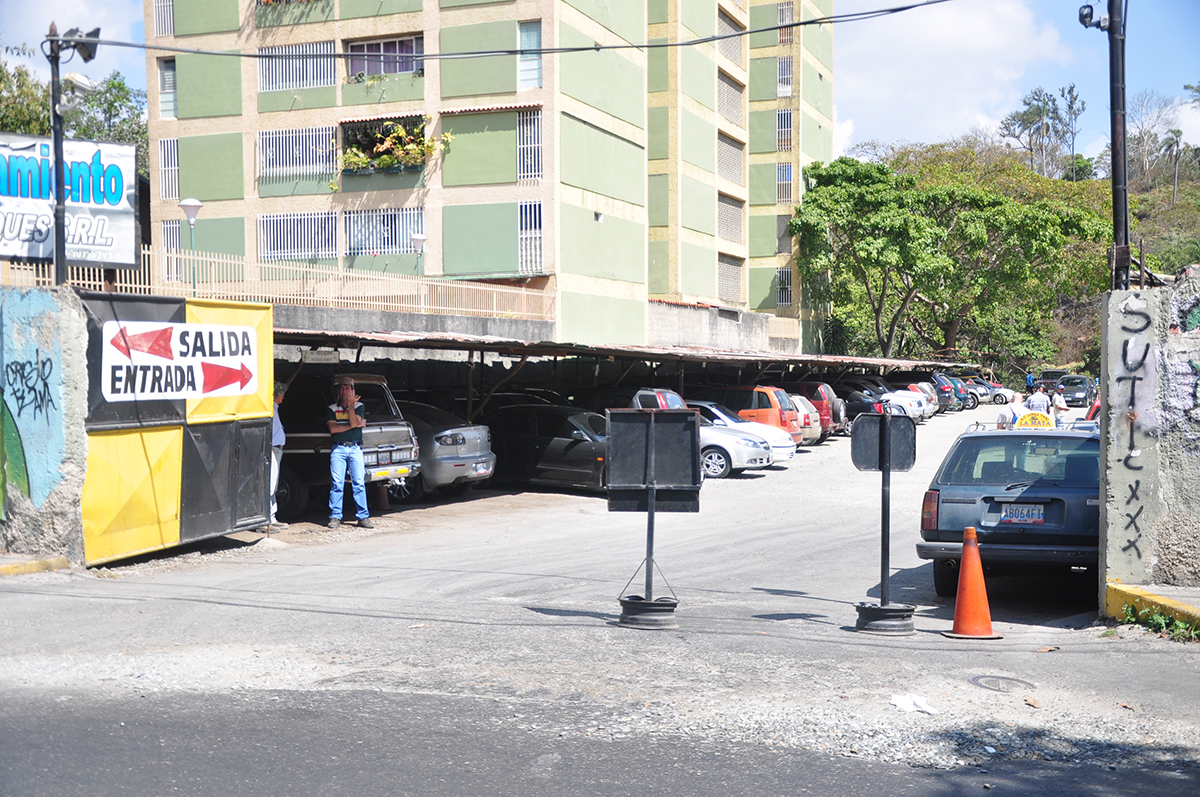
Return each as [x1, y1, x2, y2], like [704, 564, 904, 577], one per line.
[1014, 411, 1054, 429]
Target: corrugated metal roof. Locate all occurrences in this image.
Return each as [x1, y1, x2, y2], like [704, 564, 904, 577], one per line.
[439, 102, 543, 115]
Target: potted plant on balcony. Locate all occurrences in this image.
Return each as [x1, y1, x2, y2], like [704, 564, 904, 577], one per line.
[340, 145, 375, 175]
[372, 117, 452, 172]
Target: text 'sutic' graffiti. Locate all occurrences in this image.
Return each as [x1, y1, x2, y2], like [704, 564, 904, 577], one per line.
[100, 320, 258, 402]
[1117, 297, 1152, 559]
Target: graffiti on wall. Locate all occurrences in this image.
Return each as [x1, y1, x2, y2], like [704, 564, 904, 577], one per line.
[1163, 289, 1200, 451]
[1112, 294, 1156, 559]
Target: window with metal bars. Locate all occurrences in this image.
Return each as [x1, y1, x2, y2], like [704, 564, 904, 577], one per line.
[777, 162, 793, 204]
[159, 59, 176, 118]
[777, 109, 793, 152]
[718, 254, 743, 303]
[519, 201, 544, 274]
[161, 220, 182, 281]
[258, 41, 336, 93]
[258, 126, 336, 178]
[716, 11, 743, 66]
[778, 3, 794, 44]
[519, 22, 542, 89]
[344, 207, 424, 256]
[347, 36, 424, 79]
[777, 56, 793, 98]
[257, 212, 338, 261]
[517, 110, 542, 182]
[717, 133, 744, 184]
[777, 266, 793, 307]
[158, 139, 179, 200]
[154, 0, 174, 37]
[717, 71, 744, 126]
[717, 194, 744, 243]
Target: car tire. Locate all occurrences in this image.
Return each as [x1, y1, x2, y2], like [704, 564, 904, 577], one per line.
[816, 431, 830, 444]
[844, 417, 854, 435]
[964, 394, 979, 410]
[701, 447, 733, 479]
[388, 474, 427, 503]
[992, 394, 1008, 405]
[274, 465, 309, 523]
[933, 559, 959, 597]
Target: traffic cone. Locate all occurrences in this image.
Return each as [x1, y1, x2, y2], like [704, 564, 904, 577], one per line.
[942, 526, 1003, 639]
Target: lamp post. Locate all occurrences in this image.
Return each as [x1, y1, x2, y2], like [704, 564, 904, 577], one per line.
[179, 198, 202, 297]
[410, 231, 427, 277]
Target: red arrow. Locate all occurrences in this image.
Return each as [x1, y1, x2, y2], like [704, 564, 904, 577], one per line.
[201, 362, 253, 393]
[110, 326, 174, 360]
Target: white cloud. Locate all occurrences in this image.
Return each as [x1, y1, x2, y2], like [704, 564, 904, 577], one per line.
[0, 1, 147, 90]
[832, 104, 854, 158]
[1177, 103, 1200, 147]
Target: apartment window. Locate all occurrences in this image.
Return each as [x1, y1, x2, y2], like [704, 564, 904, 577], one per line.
[717, 11, 743, 67]
[519, 22, 542, 89]
[717, 133, 744, 184]
[158, 59, 176, 118]
[777, 56, 793, 98]
[778, 3, 794, 45]
[777, 162, 793, 204]
[258, 126, 336, 178]
[161, 220, 182, 281]
[257, 211, 338, 261]
[718, 254, 743, 303]
[158, 139, 179, 200]
[777, 109, 793, 152]
[717, 71, 744, 126]
[344, 207, 424, 257]
[777, 214, 792, 254]
[519, 201, 543, 274]
[258, 41, 336, 92]
[718, 195, 744, 243]
[153, 0, 174, 37]
[777, 266, 793, 307]
[517, 110, 542, 182]
[347, 36, 424, 79]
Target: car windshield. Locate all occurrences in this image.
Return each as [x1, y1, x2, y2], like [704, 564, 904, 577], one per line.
[1061, 377, 1088, 387]
[939, 436, 1100, 486]
[710, 403, 749, 423]
[397, 402, 465, 427]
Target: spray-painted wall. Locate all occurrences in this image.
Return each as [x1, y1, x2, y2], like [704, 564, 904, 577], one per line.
[1102, 278, 1200, 589]
[0, 287, 89, 561]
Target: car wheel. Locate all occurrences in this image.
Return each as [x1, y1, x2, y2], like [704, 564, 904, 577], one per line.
[933, 559, 959, 597]
[275, 466, 309, 522]
[992, 394, 1007, 405]
[964, 394, 979, 410]
[701, 447, 733, 479]
[844, 417, 854, 435]
[388, 474, 427, 503]
[816, 431, 830, 444]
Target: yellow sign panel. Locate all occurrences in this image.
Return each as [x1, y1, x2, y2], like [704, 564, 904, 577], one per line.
[185, 299, 274, 425]
[82, 426, 183, 565]
[1015, 411, 1054, 429]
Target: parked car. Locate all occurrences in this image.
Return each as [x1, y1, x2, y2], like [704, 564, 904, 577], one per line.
[839, 390, 907, 432]
[946, 377, 979, 410]
[392, 400, 496, 500]
[831, 379, 929, 422]
[780, 381, 837, 442]
[696, 417, 774, 478]
[275, 374, 420, 521]
[916, 425, 1100, 596]
[482, 404, 607, 490]
[788, 394, 823, 446]
[1057, 374, 1097, 408]
[1085, 398, 1101, 421]
[689, 385, 804, 445]
[570, 386, 686, 413]
[686, 400, 797, 463]
[964, 376, 1014, 405]
[1034, 368, 1070, 393]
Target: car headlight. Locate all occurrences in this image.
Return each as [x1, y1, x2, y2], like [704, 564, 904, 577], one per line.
[435, 433, 466, 446]
[735, 438, 765, 449]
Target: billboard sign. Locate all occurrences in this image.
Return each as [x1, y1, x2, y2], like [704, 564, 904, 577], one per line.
[0, 132, 138, 266]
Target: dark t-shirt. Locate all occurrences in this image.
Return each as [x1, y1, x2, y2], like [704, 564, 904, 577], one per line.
[326, 401, 365, 444]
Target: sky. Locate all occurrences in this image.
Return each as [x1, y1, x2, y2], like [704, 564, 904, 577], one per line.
[1, 0, 1196, 160]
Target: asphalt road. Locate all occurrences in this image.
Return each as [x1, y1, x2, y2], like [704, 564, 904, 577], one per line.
[2, 403, 1198, 795]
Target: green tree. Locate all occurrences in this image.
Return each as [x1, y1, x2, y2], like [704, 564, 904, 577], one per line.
[1058, 83, 1086, 181]
[1161, 128, 1185, 206]
[0, 44, 50, 136]
[1061, 153, 1096, 181]
[64, 71, 149, 178]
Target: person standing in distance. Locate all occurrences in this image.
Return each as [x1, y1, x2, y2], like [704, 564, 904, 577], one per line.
[1025, 384, 1051, 415]
[267, 381, 289, 532]
[327, 376, 373, 529]
[1025, 371, 1035, 392]
[1051, 384, 1070, 428]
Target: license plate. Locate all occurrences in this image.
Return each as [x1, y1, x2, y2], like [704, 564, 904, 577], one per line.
[1001, 504, 1044, 524]
[472, 461, 492, 476]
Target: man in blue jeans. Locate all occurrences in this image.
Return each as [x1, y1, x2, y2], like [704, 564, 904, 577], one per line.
[326, 376, 373, 529]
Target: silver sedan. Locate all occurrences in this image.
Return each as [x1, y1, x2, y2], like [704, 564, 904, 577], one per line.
[392, 400, 496, 501]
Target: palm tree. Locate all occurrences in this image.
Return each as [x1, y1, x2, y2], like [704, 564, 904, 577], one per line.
[1161, 128, 1184, 205]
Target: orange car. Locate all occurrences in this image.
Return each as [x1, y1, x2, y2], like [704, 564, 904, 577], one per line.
[690, 385, 804, 444]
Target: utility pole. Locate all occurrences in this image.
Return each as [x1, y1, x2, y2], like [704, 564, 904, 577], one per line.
[1107, 0, 1130, 290]
[47, 24, 68, 286]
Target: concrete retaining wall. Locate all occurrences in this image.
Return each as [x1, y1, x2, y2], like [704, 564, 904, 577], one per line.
[647, 302, 772, 351]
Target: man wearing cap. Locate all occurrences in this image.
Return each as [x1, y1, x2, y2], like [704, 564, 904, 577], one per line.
[326, 376, 373, 529]
[1051, 384, 1070, 427]
[266, 381, 289, 532]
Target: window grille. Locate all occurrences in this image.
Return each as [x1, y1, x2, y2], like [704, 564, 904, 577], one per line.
[519, 22, 542, 89]
[159, 59, 176, 118]
[257, 211, 338, 261]
[777, 266, 793, 307]
[718, 194, 744, 243]
[777, 56, 793, 98]
[519, 201, 543, 274]
[778, 3, 794, 45]
[158, 139, 179, 201]
[258, 41, 336, 93]
[154, 0, 174, 37]
[718, 254, 743, 303]
[347, 36, 424, 78]
[717, 11, 743, 66]
[717, 133, 744, 184]
[777, 162, 793, 204]
[161, 220, 182, 281]
[258, 126, 336, 177]
[777, 109, 793, 152]
[717, 71, 744, 126]
[517, 110, 542, 182]
[344, 207, 424, 256]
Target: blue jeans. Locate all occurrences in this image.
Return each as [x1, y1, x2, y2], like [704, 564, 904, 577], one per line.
[329, 443, 369, 520]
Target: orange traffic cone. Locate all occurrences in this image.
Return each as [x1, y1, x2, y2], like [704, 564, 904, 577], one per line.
[942, 526, 1003, 639]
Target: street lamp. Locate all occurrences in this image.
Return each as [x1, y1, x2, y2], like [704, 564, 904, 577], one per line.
[410, 231, 427, 276]
[179, 197, 203, 297]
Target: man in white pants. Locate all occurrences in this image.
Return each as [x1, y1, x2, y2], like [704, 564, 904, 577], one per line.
[268, 381, 288, 532]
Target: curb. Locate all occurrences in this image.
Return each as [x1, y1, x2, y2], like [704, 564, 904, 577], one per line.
[0, 556, 71, 578]
[1105, 583, 1200, 627]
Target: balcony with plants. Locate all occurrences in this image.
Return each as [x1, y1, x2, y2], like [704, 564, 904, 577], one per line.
[333, 116, 452, 192]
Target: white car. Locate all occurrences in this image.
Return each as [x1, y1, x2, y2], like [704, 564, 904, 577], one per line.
[697, 419, 773, 478]
[687, 400, 798, 463]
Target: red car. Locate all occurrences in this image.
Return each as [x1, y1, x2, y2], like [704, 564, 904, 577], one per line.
[1086, 398, 1101, 421]
[780, 381, 838, 443]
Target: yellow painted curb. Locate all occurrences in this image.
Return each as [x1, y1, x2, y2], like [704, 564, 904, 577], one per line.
[1105, 583, 1200, 626]
[0, 556, 71, 577]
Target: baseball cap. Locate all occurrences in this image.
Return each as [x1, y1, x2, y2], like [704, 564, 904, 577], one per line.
[337, 376, 355, 386]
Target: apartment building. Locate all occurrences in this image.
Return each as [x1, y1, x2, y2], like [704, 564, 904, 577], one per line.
[144, 0, 831, 349]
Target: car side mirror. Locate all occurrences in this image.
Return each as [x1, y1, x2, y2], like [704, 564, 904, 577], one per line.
[569, 429, 588, 441]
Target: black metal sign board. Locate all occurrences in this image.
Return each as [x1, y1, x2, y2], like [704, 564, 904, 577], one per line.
[851, 413, 917, 472]
[606, 409, 700, 513]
